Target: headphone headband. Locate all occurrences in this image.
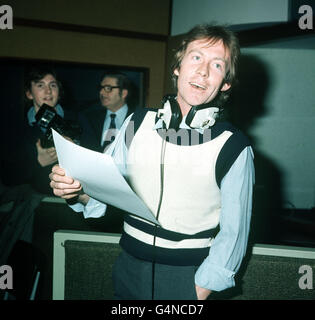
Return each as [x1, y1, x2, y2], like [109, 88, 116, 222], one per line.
[158, 95, 219, 130]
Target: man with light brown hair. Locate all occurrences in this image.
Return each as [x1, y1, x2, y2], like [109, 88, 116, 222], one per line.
[49, 24, 254, 300]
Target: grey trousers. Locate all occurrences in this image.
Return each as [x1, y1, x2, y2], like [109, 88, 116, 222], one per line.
[112, 250, 198, 300]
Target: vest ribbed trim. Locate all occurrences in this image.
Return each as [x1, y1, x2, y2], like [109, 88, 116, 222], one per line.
[125, 215, 219, 241]
[120, 232, 211, 266]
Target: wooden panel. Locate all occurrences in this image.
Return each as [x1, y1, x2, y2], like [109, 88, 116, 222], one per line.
[5, 0, 171, 36]
[0, 25, 167, 107]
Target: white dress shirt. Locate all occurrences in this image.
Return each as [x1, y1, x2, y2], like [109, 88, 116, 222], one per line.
[100, 104, 128, 146]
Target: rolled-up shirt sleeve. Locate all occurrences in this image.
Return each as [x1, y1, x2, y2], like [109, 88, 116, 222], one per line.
[69, 197, 107, 218]
[195, 146, 255, 292]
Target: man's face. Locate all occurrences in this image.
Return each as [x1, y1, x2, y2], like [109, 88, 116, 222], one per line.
[26, 74, 59, 113]
[174, 39, 231, 115]
[99, 76, 127, 112]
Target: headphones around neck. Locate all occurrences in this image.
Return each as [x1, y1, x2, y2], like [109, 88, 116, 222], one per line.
[157, 95, 219, 130]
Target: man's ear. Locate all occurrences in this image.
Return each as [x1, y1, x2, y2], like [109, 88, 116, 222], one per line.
[25, 90, 33, 100]
[122, 89, 128, 100]
[220, 82, 231, 92]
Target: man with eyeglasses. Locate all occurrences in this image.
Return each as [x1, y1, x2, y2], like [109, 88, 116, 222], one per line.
[77, 71, 135, 233]
[78, 71, 134, 153]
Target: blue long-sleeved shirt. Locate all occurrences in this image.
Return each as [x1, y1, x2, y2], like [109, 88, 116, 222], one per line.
[70, 114, 255, 292]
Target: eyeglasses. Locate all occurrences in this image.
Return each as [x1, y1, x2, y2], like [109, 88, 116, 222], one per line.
[98, 85, 121, 93]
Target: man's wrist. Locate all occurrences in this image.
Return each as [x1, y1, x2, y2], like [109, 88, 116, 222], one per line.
[195, 284, 211, 300]
[65, 193, 89, 205]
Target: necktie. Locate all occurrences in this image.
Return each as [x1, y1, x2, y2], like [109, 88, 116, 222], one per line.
[103, 113, 117, 150]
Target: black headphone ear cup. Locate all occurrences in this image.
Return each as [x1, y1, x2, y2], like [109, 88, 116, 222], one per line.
[168, 97, 182, 130]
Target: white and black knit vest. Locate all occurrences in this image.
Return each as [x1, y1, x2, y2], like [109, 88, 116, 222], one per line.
[119, 108, 250, 266]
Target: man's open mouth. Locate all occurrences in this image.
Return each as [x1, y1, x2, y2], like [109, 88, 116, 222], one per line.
[189, 82, 207, 90]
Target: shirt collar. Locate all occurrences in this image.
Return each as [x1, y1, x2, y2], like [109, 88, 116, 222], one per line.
[107, 104, 128, 118]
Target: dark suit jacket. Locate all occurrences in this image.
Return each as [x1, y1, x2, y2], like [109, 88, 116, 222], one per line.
[1, 108, 78, 195]
[77, 104, 134, 233]
[78, 104, 133, 153]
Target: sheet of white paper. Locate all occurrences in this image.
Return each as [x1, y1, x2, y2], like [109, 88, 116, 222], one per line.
[52, 129, 159, 225]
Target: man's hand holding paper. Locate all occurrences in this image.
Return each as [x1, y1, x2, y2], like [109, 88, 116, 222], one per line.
[49, 165, 90, 204]
[51, 129, 159, 225]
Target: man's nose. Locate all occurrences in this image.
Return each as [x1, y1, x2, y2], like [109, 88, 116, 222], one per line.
[196, 62, 209, 77]
[45, 85, 52, 93]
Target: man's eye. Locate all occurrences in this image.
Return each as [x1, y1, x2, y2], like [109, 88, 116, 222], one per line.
[213, 62, 225, 73]
[192, 55, 201, 61]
